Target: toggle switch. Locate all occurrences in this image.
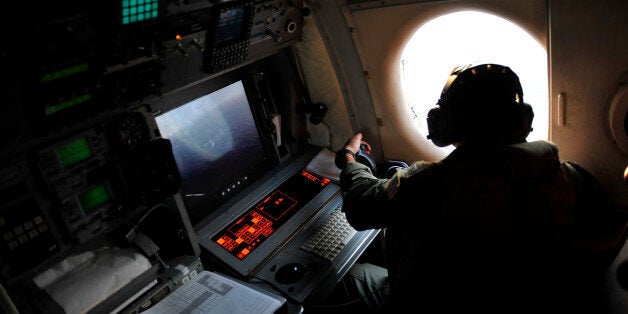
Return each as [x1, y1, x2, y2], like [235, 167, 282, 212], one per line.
[176, 43, 188, 56]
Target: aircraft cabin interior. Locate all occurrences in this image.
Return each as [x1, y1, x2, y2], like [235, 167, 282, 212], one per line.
[0, 0, 626, 313]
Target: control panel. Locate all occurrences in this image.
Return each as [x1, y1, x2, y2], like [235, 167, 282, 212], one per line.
[0, 0, 306, 309]
[204, 0, 255, 73]
[36, 129, 116, 242]
[0, 108, 181, 281]
[0, 161, 59, 279]
[202, 0, 305, 73]
[1, 0, 306, 151]
[162, 0, 306, 90]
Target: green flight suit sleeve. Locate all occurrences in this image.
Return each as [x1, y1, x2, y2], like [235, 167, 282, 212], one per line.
[339, 162, 394, 230]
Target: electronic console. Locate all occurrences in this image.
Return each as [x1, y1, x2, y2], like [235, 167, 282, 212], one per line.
[0, 0, 307, 311]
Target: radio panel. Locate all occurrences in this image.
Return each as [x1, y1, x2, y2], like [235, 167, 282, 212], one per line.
[0, 106, 186, 281]
[0, 160, 60, 279]
[35, 128, 120, 242]
[37, 130, 108, 197]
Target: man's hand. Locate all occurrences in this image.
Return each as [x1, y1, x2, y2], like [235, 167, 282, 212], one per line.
[345, 132, 372, 155]
[340, 132, 372, 166]
[336, 132, 373, 169]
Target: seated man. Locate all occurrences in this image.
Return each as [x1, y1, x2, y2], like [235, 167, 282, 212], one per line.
[334, 63, 626, 313]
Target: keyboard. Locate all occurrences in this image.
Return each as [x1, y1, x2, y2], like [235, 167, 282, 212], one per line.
[300, 206, 357, 262]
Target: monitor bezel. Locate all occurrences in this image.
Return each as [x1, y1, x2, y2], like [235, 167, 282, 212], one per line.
[151, 68, 279, 224]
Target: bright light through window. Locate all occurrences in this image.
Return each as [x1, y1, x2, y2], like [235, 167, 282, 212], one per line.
[401, 11, 548, 151]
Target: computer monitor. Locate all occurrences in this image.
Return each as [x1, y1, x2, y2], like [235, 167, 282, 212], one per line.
[154, 69, 278, 224]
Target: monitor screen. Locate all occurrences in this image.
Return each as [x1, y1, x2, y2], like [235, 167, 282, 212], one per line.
[155, 77, 276, 223]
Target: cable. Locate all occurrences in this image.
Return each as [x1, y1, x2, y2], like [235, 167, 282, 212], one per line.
[0, 283, 18, 314]
[125, 203, 169, 240]
[124, 203, 171, 271]
[154, 251, 169, 271]
[282, 46, 328, 125]
[282, 46, 312, 106]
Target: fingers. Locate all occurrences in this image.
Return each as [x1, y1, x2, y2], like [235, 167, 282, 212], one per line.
[344, 132, 373, 154]
[354, 132, 363, 143]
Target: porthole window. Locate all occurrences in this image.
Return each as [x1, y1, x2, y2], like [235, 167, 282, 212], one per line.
[401, 11, 548, 152]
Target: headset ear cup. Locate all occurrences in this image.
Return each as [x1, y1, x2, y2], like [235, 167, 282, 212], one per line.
[521, 103, 534, 132]
[508, 103, 534, 141]
[427, 107, 453, 147]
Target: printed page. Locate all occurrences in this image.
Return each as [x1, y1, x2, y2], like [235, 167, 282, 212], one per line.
[306, 147, 341, 182]
[144, 270, 284, 314]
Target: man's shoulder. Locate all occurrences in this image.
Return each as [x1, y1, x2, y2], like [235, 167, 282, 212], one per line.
[397, 160, 443, 179]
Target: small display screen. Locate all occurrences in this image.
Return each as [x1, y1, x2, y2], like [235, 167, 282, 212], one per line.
[78, 184, 111, 213]
[41, 63, 89, 83]
[45, 93, 92, 115]
[56, 137, 93, 168]
[216, 7, 246, 45]
[212, 169, 331, 260]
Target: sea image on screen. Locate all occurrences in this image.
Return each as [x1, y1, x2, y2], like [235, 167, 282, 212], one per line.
[155, 81, 266, 202]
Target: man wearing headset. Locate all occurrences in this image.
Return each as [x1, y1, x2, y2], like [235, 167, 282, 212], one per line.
[334, 64, 625, 313]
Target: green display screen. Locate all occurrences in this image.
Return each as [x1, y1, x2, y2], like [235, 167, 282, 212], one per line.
[122, 0, 159, 25]
[78, 185, 111, 213]
[40, 63, 89, 83]
[45, 93, 92, 115]
[56, 137, 93, 168]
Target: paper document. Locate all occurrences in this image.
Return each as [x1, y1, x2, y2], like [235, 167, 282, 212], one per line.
[306, 147, 341, 182]
[32, 247, 151, 314]
[144, 270, 284, 314]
